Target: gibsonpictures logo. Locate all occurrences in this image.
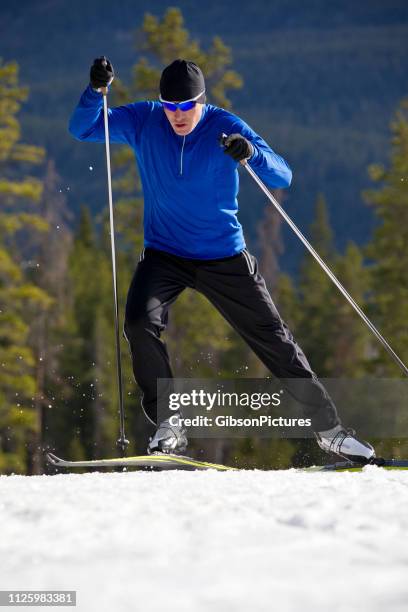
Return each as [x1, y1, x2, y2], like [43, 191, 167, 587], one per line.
[168, 414, 312, 428]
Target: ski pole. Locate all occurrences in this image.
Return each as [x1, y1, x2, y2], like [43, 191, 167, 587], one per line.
[101, 86, 129, 453]
[221, 136, 408, 377]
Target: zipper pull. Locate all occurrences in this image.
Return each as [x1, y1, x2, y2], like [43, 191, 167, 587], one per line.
[180, 136, 186, 176]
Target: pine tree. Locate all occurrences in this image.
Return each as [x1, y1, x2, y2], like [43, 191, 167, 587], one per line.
[296, 194, 337, 375]
[0, 59, 51, 473]
[257, 195, 284, 298]
[361, 100, 408, 459]
[61, 207, 112, 459]
[55, 207, 143, 459]
[29, 160, 73, 472]
[328, 242, 370, 377]
[364, 99, 408, 376]
[275, 273, 301, 332]
[296, 195, 369, 377]
[114, 7, 242, 108]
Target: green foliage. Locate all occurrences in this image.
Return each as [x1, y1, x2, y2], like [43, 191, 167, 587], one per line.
[228, 437, 297, 470]
[3, 3, 405, 276]
[166, 289, 231, 377]
[274, 194, 370, 377]
[60, 207, 113, 456]
[275, 273, 300, 330]
[3, 14, 407, 473]
[296, 195, 339, 375]
[328, 243, 370, 377]
[0, 60, 44, 197]
[364, 99, 408, 375]
[51, 206, 141, 460]
[0, 59, 49, 473]
[115, 7, 242, 108]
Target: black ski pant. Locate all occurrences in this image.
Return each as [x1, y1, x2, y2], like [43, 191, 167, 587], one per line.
[124, 247, 340, 431]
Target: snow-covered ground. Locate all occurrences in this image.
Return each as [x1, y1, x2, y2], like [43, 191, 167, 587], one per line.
[1, 467, 408, 611]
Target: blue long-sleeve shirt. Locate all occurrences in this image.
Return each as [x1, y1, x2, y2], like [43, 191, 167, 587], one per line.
[69, 85, 292, 259]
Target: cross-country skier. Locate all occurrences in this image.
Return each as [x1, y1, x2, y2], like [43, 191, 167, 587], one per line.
[69, 57, 375, 464]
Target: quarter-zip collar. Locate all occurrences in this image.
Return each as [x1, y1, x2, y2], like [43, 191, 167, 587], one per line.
[175, 105, 208, 176]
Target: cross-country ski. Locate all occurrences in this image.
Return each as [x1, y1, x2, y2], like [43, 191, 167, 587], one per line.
[46, 451, 235, 471]
[46, 452, 408, 472]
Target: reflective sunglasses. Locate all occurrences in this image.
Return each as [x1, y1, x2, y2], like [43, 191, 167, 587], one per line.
[159, 90, 205, 112]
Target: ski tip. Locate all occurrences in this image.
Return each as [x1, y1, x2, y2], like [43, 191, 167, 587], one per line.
[305, 458, 408, 472]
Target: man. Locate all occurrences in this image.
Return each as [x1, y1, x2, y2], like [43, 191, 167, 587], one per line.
[69, 57, 375, 464]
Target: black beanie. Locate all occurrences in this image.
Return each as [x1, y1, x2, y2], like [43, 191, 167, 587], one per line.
[160, 59, 205, 102]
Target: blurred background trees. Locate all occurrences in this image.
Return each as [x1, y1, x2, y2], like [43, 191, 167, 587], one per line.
[0, 6, 407, 473]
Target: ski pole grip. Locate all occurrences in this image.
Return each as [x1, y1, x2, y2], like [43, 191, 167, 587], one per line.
[219, 132, 248, 166]
[219, 132, 228, 147]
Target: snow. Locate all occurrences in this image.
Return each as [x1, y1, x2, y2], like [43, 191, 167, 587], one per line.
[1, 467, 408, 611]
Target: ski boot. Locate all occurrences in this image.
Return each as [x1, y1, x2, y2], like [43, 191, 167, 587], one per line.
[315, 424, 375, 464]
[147, 414, 188, 455]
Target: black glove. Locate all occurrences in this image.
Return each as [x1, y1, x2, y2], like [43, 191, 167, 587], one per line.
[90, 56, 114, 90]
[220, 133, 254, 162]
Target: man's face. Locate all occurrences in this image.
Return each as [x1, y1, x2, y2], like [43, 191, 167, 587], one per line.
[163, 102, 204, 136]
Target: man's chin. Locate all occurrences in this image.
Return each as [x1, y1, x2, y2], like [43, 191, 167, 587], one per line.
[173, 125, 192, 136]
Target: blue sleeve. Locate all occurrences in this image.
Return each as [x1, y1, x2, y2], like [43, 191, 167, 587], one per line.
[228, 115, 292, 189]
[68, 85, 151, 146]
